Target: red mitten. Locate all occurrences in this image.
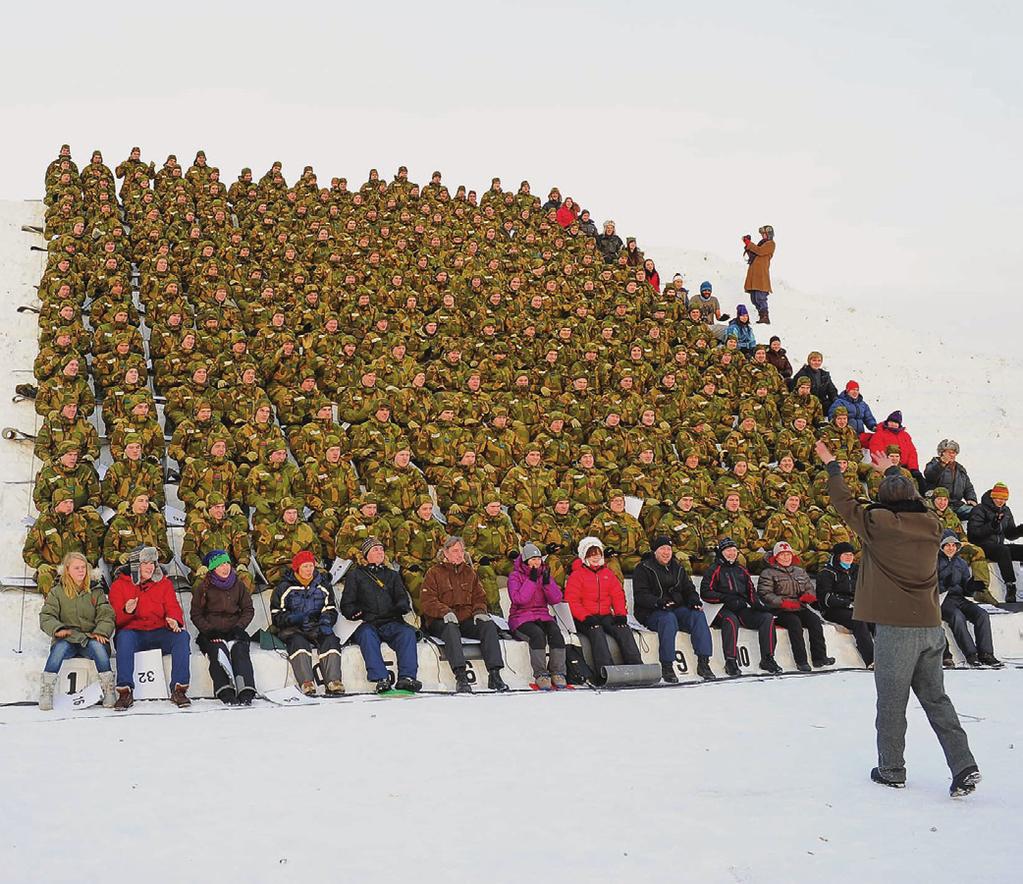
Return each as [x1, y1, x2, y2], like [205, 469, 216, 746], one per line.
[780, 599, 801, 611]
[799, 593, 817, 605]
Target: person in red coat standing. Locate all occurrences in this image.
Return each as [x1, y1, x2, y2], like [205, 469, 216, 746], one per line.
[109, 545, 191, 709]
[555, 197, 579, 228]
[565, 536, 642, 681]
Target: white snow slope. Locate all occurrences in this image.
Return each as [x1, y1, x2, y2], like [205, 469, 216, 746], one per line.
[1, 200, 1022, 883]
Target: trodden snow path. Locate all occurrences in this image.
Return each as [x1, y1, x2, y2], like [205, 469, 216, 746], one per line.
[1, 668, 1019, 884]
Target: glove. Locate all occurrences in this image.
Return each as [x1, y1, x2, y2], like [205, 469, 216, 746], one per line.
[965, 579, 985, 596]
[473, 613, 491, 624]
[545, 543, 562, 554]
[529, 566, 538, 580]
[236, 563, 248, 573]
[780, 599, 801, 611]
[442, 612, 458, 624]
[718, 313, 730, 322]
[743, 235, 752, 244]
[405, 564, 420, 573]
[798, 593, 817, 605]
[478, 556, 492, 567]
[506, 550, 519, 561]
[194, 565, 208, 578]
[230, 627, 250, 642]
[318, 624, 334, 638]
[581, 616, 601, 630]
[612, 615, 628, 626]
[227, 503, 244, 517]
[603, 547, 617, 557]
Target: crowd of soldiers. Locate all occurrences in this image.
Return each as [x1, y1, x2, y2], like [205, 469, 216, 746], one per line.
[24, 145, 998, 619]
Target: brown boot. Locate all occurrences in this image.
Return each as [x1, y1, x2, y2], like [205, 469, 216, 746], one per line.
[113, 686, 134, 711]
[325, 680, 345, 697]
[300, 680, 317, 696]
[170, 684, 191, 708]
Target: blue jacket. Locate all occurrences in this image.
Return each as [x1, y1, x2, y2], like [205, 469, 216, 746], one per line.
[936, 549, 973, 599]
[828, 390, 877, 434]
[270, 568, 339, 637]
[725, 319, 757, 352]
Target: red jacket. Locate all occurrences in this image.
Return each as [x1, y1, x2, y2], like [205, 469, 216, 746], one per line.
[564, 559, 628, 619]
[867, 425, 919, 471]
[109, 571, 184, 631]
[555, 204, 578, 228]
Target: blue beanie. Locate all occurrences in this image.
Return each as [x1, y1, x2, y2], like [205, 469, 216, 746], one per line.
[736, 304, 749, 316]
[700, 281, 712, 293]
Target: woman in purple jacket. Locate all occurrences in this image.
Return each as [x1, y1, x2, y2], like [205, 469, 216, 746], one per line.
[508, 542, 567, 690]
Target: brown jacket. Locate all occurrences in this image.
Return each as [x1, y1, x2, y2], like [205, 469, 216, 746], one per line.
[744, 240, 775, 293]
[190, 572, 254, 636]
[827, 465, 942, 627]
[757, 561, 814, 608]
[420, 560, 488, 622]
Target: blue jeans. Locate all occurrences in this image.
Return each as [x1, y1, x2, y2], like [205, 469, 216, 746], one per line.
[114, 628, 191, 688]
[749, 290, 769, 315]
[642, 608, 714, 662]
[353, 621, 418, 681]
[44, 638, 111, 674]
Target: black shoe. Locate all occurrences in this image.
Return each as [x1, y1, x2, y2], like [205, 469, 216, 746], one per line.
[950, 765, 981, 798]
[236, 688, 255, 706]
[943, 656, 955, 669]
[871, 767, 905, 789]
[454, 668, 472, 693]
[759, 656, 782, 675]
[725, 658, 741, 677]
[977, 652, 1003, 668]
[813, 656, 836, 668]
[1005, 584, 1017, 604]
[15, 383, 37, 399]
[661, 662, 679, 684]
[487, 669, 510, 692]
[696, 656, 716, 680]
[796, 662, 812, 673]
[395, 677, 423, 692]
[375, 678, 392, 694]
[218, 687, 237, 705]
[966, 655, 983, 668]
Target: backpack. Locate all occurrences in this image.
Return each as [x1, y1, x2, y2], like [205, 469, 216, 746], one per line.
[565, 644, 594, 686]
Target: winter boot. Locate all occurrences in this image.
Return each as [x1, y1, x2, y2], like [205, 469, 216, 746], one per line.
[453, 667, 472, 693]
[38, 672, 57, 711]
[395, 676, 422, 692]
[870, 767, 905, 789]
[170, 684, 191, 708]
[15, 383, 38, 400]
[300, 680, 317, 696]
[548, 647, 567, 681]
[966, 655, 983, 668]
[488, 669, 510, 692]
[535, 675, 553, 691]
[375, 678, 391, 694]
[325, 680, 345, 697]
[218, 687, 237, 705]
[551, 674, 568, 690]
[759, 656, 782, 675]
[1005, 583, 1017, 604]
[942, 654, 955, 669]
[755, 312, 770, 325]
[113, 686, 134, 710]
[813, 656, 836, 668]
[949, 765, 982, 798]
[98, 672, 116, 708]
[977, 652, 1003, 668]
[697, 656, 716, 680]
[529, 648, 550, 685]
[661, 662, 679, 684]
[236, 688, 255, 705]
[724, 658, 742, 677]
[796, 662, 812, 673]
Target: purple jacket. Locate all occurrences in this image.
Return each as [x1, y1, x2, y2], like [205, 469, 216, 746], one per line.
[507, 557, 563, 631]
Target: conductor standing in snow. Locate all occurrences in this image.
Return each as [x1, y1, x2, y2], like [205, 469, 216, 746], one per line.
[816, 440, 981, 798]
[743, 225, 775, 325]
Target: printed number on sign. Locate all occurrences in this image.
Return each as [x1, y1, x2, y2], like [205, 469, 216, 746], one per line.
[738, 647, 750, 667]
[66, 672, 78, 694]
[673, 650, 689, 674]
[464, 666, 477, 684]
[136, 670, 157, 683]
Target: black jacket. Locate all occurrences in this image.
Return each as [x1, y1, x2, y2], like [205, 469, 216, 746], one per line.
[700, 553, 769, 612]
[816, 557, 858, 612]
[792, 364, 838, 413]
[632, 552, 700, 621]
[595, 233, 623, 264]
[967, 491, 1021, 548]
[937, 550, 974, 600]
[340, 563, 412, 627]
[923, 458, 977, 505]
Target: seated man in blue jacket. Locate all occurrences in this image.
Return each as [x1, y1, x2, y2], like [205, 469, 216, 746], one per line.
[938, 532, 1001, 668]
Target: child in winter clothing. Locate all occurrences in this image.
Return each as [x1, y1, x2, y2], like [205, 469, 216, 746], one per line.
[191, 550, 256, 704]
[507, 542, 567, 690]
[38, 551, 116, 710]
[565, 536, 642, 681]
[816, 542, 874, 667]
[938, 532, 1001, 667]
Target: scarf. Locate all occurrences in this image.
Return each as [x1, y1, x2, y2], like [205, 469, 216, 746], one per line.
[209, 568, 237, 591]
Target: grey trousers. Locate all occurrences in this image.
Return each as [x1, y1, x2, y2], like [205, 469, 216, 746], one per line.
[874, 625, 976, 782]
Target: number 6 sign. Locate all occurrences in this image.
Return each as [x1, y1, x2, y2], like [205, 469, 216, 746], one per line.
[133, 648, 169, 700]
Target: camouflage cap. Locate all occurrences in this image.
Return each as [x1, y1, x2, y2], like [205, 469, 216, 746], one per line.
[56, 440, 79, 456]
[206, 491, 227, 507]
[51, 487, 75, 504]
[932, 487, 950, 499]
[885, 444, 900, 455]
[832, 406, 848, 416]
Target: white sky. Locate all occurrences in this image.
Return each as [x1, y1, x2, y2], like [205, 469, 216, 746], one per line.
[2, 0, 1018, 324]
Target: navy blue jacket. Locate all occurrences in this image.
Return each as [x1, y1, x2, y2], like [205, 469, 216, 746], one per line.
[937, 551, 973, 600]
[270, 568, 339, 638]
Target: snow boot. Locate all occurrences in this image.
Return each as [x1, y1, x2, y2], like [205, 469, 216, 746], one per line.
[697, 656, 716, 680]
[395, 677, 422, 693]
[98, 672, 116, 708]
[236, 688, 255, 705]
[724, 658, 741, 677]
[551, 674, 568, 690]
[170, 684, 191, 708]
[755, 312, 770, 325]
[300, 680, 317, 696]
[1004, 583, 1017, 604]
[966, 655, 983, 668]
[548, 647, 567, 682]
[15, 383, 38, 400]
[534, 675, 553, 691]
[325, 680, 345, 697]
[114, 686, 134, 710]
[529, 648, 550, 685]
[871, 767, 905, 789]
[488, 669, 510, 692]
[759, 656, 782, 675]
[38, 672, 57, 711]
[977, 652, 1003, 668]
[796, 662, 812, 673]
[949, 765, 981, 798]
[375, 678, 392, 694]
[217, 687, 237, 705]
[661, 662, 679, 684]
[453, 667, 472, 693]
[942, 654, 955, 669]
[813, 656, 836, 668]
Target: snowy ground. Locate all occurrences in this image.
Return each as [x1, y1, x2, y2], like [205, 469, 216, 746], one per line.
[2, 668, 1019, 884]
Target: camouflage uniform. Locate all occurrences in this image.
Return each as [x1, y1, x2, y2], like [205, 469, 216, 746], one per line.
[23, 489, 104, 594]
[103, 499, 172, 566]
[33, 446, 100, 512]
[253, 498, 320, 585]
[394, 502, 449, 612]
[463, 503, 522, 613]
[588, 494, 647, 581]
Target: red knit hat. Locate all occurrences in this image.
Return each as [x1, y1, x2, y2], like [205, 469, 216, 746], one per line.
[292, 550, 316, 572]
[845, 380, 859, 392]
